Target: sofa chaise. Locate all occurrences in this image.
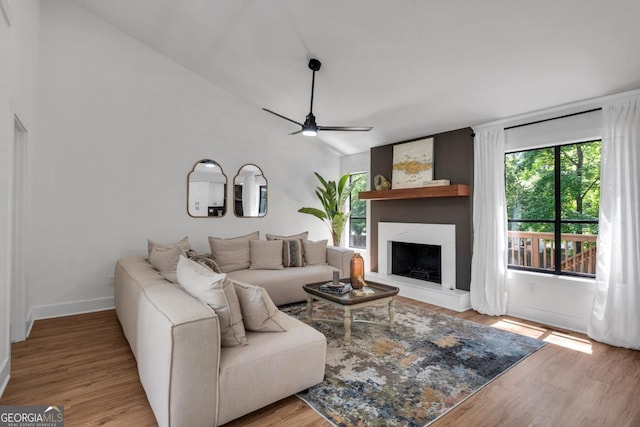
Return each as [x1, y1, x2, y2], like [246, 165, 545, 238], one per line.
[114, 233, 353, 426]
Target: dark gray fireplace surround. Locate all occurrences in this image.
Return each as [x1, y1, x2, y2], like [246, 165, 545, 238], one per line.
[369, 127, 474, 292]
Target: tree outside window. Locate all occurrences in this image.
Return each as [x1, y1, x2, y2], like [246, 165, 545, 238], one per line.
[505, 140, 601, 276]
[349, 172, 367, 249]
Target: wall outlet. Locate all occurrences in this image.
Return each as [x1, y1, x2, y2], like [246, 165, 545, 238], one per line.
[108, 275, 114, 287]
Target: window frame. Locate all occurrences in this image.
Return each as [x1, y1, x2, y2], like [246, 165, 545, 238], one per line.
[348, 172, 367, 250]
[505, 139, 600, 278]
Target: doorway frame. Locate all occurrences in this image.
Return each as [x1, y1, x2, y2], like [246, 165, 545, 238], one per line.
[10, 115, 27, 342]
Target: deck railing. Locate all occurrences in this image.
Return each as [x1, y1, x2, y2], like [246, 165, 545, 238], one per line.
[507, 231, 597, 275]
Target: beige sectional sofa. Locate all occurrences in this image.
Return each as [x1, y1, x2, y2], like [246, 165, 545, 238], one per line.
[208, 231, 354, 305]
[226, 244, 353, 304]
[114, 236, 353, 426]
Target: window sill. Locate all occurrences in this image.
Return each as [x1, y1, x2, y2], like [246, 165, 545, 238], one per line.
[507, 268, 595, 292]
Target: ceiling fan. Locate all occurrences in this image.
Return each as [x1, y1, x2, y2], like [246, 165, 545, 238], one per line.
[263, 59, 373, 136]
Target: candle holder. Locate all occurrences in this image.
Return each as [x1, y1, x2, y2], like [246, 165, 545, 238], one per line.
[350, 253, 365, 289]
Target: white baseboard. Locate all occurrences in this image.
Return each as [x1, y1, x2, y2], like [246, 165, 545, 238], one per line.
[0, 355, 10, 398]
[366, 272, 471, 312]
[26, 308, 34, 337]
[30, 297, 115, 322]
[507, 302, 588, 334]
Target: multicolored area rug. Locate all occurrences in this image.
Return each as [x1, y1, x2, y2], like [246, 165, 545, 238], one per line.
[281, 301, 545, 427]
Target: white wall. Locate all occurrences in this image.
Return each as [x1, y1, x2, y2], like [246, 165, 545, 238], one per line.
[27, 1, 339, 322]
[0, 0, 40, 397]
[0, 2, 11, 397]
[507, 271, 595, 333]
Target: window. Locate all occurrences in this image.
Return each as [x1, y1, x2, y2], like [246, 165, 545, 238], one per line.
[348, 172, 367, 249]
[505, 140, 601, 277]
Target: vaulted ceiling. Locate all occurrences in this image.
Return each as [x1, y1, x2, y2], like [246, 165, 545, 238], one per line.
[71, 0, 640, 155]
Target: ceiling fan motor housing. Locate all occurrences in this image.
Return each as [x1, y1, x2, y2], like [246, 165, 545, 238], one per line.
[308, 58, 321, 71]
[304, 113, 317, 126]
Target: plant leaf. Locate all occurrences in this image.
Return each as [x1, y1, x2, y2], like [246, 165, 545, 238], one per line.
[300, 172, 365, 246]
[337, 176, 362, 213]
[314, 172, 329, 190]
[337, 174, 350, 198]
[298, 207, 328, 221]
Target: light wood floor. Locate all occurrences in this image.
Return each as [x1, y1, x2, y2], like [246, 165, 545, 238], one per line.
[1, 297, 639, 426]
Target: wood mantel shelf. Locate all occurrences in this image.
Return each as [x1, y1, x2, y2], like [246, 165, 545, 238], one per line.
[359, 184, 470, 200]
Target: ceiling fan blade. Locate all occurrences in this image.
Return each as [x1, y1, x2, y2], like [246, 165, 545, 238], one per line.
[289, 129, 303, 135]
[262, 108, 303, 127]
[317, 126, 373, 132]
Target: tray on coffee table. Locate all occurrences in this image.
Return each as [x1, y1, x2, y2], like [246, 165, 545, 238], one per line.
[303, 279, 399, 346]
[303, 279, 398, 304]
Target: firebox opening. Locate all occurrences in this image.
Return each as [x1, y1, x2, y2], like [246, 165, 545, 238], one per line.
[391, 241, 442, 284]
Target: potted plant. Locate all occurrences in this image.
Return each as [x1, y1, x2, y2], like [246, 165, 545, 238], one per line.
[299, 172, 363, 246]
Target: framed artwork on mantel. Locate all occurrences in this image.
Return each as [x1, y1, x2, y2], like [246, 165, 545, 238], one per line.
[392, 137, 434, 189]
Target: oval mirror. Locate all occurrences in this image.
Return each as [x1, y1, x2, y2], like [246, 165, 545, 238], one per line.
[233, 164, 267, 217]
[187, 159, 227, 217]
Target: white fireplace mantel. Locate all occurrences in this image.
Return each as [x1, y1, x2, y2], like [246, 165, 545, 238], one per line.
[370, 222, 470, 312]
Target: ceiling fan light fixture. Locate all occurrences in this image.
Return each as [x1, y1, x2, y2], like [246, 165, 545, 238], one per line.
[302, 113, 318, 136]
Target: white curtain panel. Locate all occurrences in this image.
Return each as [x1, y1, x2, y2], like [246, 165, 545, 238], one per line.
[470, 126, 508, 315]
[588, 95, 640, 349]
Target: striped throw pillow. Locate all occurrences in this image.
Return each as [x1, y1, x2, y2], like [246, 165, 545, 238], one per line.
[282, 239, 304, 267]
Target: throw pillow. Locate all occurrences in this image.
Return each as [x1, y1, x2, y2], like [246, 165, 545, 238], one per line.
[185, 249, 223, 273]
[148, 245, 185, 283]
[176, 256, 247, 347]
[249, 240, 284, 270]
[232, 280, 287, 332]
[302, 239, 328, 265]
[208, 231, 259, 273]
[147, 236, 191, 256]
[265, 231, 309, 241]
[282, 239, 304, 267]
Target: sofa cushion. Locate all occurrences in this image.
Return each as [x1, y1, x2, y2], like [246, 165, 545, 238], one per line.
[186, 249, 223, 273]
[148, 245, 185, 283]
[227, 265, 339, 306]
[265, 231, 309, 241]
[232, 281, 287, 332]
[282, 239, 304, 267]
[249, 240, 284, 270]
[176, 256, 247, 347]
[217, 313, 326, 425]
[209, 231, 259, 273]
[147, 236, 191, 256]
[303, 239, 328, 265]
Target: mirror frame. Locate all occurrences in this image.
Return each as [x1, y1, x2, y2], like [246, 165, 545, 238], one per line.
[187, 159, 228, 218]
[233, 163, 268, 218]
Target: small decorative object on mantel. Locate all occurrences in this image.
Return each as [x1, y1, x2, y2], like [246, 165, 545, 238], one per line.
[392, 136, 434, 189]
[350, 253, 365, 289]
[374, 174, 391, 191]
[421, 179, 450, 187]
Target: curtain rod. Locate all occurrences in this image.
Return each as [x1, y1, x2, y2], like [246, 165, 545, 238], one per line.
[504, 108, 602, 131]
